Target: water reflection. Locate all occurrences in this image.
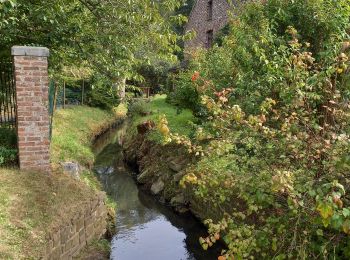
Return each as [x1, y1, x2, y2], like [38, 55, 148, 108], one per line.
[93, 122, 222, 260]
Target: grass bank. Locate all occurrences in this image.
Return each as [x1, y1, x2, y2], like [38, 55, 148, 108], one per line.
[0, 104, 127, 259]
[51, 104, 127, 168]
[52, 104, 127, 191]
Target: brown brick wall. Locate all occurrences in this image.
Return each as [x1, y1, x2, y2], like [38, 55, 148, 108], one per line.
[43, 194, 108, 260]
[185, 0, 232, 49]
[12, 48, 51, 172]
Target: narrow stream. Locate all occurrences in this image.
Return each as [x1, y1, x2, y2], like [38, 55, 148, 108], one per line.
[93, 121, 222, 260]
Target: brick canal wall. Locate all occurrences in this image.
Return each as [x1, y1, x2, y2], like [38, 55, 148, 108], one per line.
[43, 193, 108, 260]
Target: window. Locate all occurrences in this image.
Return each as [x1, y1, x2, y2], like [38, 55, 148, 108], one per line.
[206, 30, 213, 48]
[207, 0, 213, 21]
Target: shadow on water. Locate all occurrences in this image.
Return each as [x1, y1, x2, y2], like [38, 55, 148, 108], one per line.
[93, 121, 223, 260]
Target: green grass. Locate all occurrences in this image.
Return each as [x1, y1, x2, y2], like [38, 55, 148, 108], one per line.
[132, 95, 194, 137]
[0, 105, 125, 259]
[51, 105, 126, 168]
[51, 105, 126, 194]
[51, 105, 119, 208]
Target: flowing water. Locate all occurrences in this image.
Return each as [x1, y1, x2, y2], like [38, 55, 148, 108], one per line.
[93, 121, 223, 260]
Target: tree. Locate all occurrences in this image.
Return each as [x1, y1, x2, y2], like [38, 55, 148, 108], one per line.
[0, 0, 187, 98]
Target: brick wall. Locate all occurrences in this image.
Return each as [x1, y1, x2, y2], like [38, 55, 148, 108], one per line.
[44, 193, 108, 260]
[12, 46, 51, 172]
[185, 0, 232, 49]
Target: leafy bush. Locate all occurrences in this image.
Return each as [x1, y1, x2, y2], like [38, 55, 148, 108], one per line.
[0, 127, 17, 166]
[85, 73, 120, 110]
[128, 99, 151, 116]
[0, 127, 17, 147]
[0, 147, 17, 166]
[167, 71, 203, 115]
[133, 63, 170, 94]
[160, 0, 350, 258]
[86, 87, 120, 110]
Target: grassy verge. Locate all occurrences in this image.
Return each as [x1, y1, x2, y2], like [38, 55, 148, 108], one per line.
[0, 104, 127, 259]
[51, 104, 126, 168]
[52, 104, 127, 191]
[74, 238, 110, 260]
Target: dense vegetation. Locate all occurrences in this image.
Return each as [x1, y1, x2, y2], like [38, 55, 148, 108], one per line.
[0, 128, 17, 166]
[0, 0, 187, 108]
[2, 0, 350, 258]
[163, 0, 350, 258]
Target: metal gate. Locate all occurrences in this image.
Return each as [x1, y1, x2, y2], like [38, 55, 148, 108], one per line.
[0, 60, 16, 129]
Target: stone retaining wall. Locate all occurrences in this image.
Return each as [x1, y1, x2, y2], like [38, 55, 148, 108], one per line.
[43, 193, 107, 260]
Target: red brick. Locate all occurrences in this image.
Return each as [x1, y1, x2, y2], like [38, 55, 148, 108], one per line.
[14, 51, 51, 173]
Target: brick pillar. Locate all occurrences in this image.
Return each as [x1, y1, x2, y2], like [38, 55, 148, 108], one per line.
[12, 46, 51, 172]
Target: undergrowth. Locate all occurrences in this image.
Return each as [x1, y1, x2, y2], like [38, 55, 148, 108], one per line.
[161, 0, 350, 258]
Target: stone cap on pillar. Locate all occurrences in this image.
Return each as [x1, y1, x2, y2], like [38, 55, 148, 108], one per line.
[11, 46, 50, 57]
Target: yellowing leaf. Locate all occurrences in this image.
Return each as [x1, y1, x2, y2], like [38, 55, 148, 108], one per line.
[202, 243, 208, 251]
[159, 124, 170, 136]
[317, 202, 334, 220]
[342, 220, 350, 234]
[322, 217, 330, 227]
[272, 238, 277, 251]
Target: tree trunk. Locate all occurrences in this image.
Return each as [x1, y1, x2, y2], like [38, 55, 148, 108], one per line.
[53, 82, 58, 111]
[114, 78, 126, 100]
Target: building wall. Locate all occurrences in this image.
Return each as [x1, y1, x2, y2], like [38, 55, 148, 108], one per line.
[184, 0, 231, 50]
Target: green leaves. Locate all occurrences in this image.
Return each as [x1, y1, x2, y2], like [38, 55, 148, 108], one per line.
[271, 238, 277, 251]
[316, 229, 323, 236]
[343, 208, 350, 218]
[1, 0, 183, 81]
[168, 0, 350, 258]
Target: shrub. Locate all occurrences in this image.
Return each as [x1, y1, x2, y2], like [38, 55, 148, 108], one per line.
[0, 127, 17, 148]
[85, 73, 120, 110]
[0, 147, 17, 166]
[0, 127, 17, 166]
[86, 86, 120, 110]
[160, 0, 350, 258]
[128, 99, 151, 116]
[134, 63, 170, 94]
[167, 71, 202, 115]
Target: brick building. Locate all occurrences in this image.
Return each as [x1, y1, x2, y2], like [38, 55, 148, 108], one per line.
[184, 0, 235, 49]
